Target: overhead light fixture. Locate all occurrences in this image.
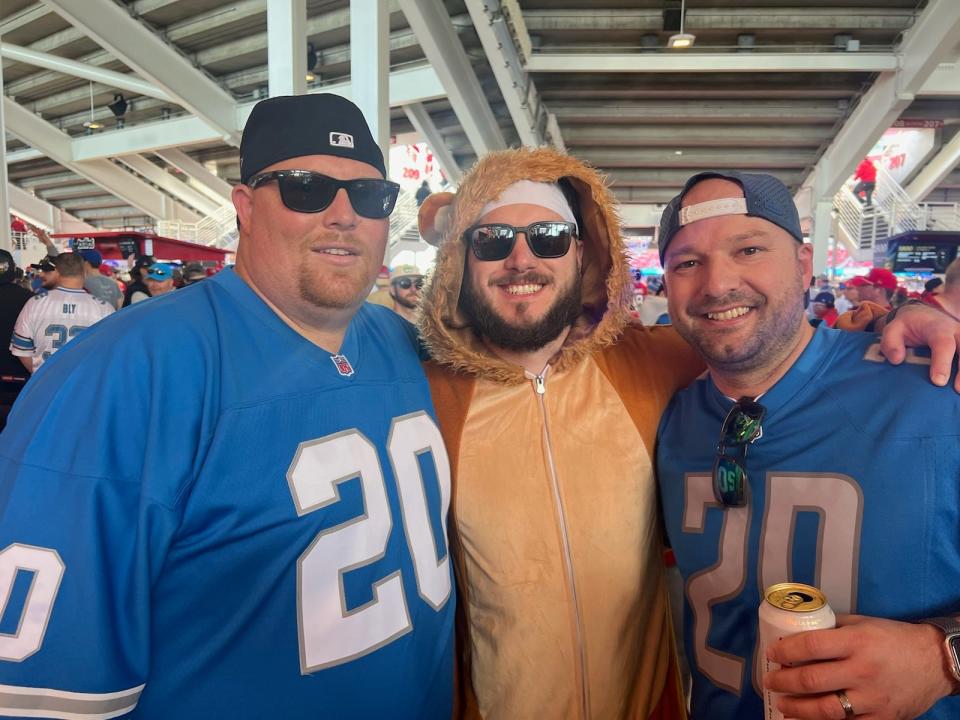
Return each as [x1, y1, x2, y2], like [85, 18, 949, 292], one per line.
[667, 0, 695, 49]
[674, 150, 683, 155]
[82, 83, 103, 129]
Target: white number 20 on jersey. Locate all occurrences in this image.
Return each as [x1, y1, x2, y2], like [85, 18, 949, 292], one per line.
[287, 411, 452, 673]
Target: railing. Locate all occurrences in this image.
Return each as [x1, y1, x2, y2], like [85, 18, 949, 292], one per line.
[156, 203, 237, 249]
[917, 202, 960, 231]
[835, 165, 960, 261]
[388, 190, 420, 247]
[153, 189, 420, 252]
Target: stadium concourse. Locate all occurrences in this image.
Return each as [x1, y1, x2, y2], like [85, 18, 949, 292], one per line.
[1, 2, 960, 720]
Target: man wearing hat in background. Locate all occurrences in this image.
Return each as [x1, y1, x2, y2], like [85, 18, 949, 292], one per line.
[810, 290, 838, 327]
[0, 249, 33, 430]
[143, 262, 176, 299]
[0, 94, 453, 718]
[29, 254, 60, 291]
[79, 248, 123, 309]
[388, 263, 424, 323]
[655, 170, 960, 720]
[122, 254, 154, 306]
[181, 262, 208, 286]
[10, 252, 113, 373]
[856, 267, 898, 309]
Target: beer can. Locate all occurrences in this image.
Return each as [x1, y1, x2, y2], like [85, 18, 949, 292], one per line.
[759, 583, 836, 720]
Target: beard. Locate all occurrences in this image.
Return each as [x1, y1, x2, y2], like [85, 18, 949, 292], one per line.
[296, 231, 380, 310]
[460, 269, 583, 352]
[671, 270, 808, 375]
[392, 291, 419, 310]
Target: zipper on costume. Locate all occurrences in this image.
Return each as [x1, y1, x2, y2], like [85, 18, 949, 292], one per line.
[532, 371, 590, 719]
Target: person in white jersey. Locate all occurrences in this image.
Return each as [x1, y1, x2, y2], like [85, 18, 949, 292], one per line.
[10, 252, 114, 372]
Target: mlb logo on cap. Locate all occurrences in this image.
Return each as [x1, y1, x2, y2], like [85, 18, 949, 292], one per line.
[329, 132, 354, 148]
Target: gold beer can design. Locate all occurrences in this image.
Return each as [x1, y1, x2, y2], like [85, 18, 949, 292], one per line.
[759, 583, 836, 720]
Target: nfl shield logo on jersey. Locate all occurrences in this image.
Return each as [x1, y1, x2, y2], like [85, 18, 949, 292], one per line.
[330, 354, 354, 377]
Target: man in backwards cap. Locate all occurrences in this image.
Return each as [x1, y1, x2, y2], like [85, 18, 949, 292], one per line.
[655, 171, 960, 720]
[0, 95, 454, 718]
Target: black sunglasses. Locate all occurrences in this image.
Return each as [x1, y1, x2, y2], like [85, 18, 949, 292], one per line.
[393, 277, 423, 290]
[248, 170, 400, 219]
[713, 398, 766, 507]
[463, 221, 577, 261]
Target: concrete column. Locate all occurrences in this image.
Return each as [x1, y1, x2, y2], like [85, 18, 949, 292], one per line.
[268, 0, 308, 97]
[351, 0, 390, 174]
[0, 62, 11, 252]
[811, 199, 833, 276]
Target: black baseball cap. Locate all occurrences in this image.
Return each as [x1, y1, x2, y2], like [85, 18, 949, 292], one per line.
[30, 255, 58, 272]
[240, 94, 386, 184]
[658, 171, 804, 263]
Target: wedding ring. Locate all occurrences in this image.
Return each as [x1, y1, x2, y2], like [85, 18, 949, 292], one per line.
[836, 690, 856, 719]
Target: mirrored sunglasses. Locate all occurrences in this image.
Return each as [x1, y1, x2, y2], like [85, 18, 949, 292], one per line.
[713, 398, 766, 507]
[463, 221, 577, 261]
[248, 170, 400, 219]
[393, 277, 423, 290]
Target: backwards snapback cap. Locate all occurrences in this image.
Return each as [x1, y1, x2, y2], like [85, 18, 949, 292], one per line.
[658, 171, 804, 263]
[240, 94, 386, 184]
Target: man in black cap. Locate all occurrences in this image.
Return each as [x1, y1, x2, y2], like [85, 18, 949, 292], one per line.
[29, 255, 60, 291]
[0, 249, 32, 430]
[0, 94, 454, 719]
[655, 171, 960, 720]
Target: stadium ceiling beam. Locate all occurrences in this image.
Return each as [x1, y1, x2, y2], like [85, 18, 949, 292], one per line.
[919, 59, 960, 96]
[522, 8, 914, 33]
[154, 149, 233, 203]
[805, 0, 960, 202]
[0, 43, 173, 102]
[115, 155, 224, 217]
[4, 97, 198, 222]
[905, 132, 960, 202]
[7, 182, 96, 232]
[41, 0, 242, 146]
[0, 3, 51, 35]
[524, 53, 898, 74]
[402, 103, 462, 183]
[464, 0, 553, 148]
[398, 0, 507, 156]
[58, 64, 447, 164]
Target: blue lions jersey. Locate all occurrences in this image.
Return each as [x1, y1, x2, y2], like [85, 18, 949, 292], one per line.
[657, 326, 960, 720]
[0, 269, 454, 719]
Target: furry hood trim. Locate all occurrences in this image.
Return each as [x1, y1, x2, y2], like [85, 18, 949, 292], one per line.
[416, 147, 632, 385]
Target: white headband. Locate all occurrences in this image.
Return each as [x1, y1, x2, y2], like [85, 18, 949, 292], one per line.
[478, 180, 578, 230]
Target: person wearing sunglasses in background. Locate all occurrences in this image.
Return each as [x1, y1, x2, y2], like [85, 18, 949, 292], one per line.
[389, 263, 425, 323]
[0, 94, 454, 718]
[656, 172, 960, 720]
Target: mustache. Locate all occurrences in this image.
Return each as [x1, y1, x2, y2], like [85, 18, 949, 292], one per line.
[488, 271, 552, 287]
[689, 292, 764, 315]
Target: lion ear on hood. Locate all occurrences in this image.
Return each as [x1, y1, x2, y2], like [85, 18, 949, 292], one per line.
[418, 191, 456, 247]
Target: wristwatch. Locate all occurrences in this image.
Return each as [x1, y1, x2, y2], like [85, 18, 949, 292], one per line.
[920, 616, 960, 693]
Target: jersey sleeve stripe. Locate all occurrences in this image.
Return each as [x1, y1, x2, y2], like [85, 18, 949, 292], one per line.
[0, 683, 144, 719]
[10, 334, 35, 350]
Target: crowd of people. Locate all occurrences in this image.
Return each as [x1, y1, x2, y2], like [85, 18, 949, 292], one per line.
[0, 235, 218, 429]
[0, 93, 959, 720]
